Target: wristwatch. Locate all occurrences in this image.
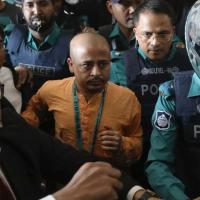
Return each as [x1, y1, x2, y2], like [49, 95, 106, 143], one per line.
[138, 190, 156, 200]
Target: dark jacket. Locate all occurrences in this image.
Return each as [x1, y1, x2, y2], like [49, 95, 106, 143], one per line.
[0, 98, 136, 200]
[0, 98, 95, 200]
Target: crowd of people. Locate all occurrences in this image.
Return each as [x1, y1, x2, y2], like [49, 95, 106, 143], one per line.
[0, 0, 200, 200]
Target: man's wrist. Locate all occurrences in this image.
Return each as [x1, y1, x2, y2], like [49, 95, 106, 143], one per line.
[134, 189, 160, 200]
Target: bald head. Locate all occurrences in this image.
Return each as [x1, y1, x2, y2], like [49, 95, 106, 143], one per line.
[67, 32, 111, 97]
[69, 32, 110, 62]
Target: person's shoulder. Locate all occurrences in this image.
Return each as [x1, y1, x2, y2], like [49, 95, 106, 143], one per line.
[4, 24, 15, 35]
[159, 80, 175, 100]
[125, 47, 137, 55]
[42, 77, 73, 88]
[4, 24, 26, 36]
[60, 28, 74, 35]
[37, 77, 73, 97]
[98, 24, 113, 38]
[108, 82, 138, 100]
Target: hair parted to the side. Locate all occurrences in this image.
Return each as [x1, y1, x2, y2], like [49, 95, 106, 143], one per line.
[133, 0, 176, 26]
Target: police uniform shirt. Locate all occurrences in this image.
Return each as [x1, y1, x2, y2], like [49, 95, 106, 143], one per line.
[145, 73, 200, 200]
[27, 23, 61, 51]
[109, 23, 135, 51]
[108, 23, 136, 86]
[4, 23, 61, 51]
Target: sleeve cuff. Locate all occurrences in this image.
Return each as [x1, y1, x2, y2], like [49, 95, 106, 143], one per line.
[127, 185, 144, 200]
[39, 195, 56, 200]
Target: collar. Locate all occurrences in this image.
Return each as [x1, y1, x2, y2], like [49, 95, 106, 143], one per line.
[188, 73, 200, 97]
[27, 23, 61, 50]
[109, 23, 135, 48]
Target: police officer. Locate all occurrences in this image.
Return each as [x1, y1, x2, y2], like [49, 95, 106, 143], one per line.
[124, 0, 192, 186]
[5, 0, 73, 98]
[99, 0, 142, 86]
[146, 0, 200, 199]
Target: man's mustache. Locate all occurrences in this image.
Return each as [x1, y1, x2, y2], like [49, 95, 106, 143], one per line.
[87, 77, 105, 82]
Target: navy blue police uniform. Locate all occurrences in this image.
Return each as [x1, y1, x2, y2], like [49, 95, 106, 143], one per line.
[6, 24, 73, 96]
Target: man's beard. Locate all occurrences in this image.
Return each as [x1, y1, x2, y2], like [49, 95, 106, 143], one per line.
[28, 15, 55, 33]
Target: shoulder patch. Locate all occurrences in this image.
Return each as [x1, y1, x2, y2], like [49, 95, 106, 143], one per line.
[154, 110, 171, 130]
[4, 24, 15, 35]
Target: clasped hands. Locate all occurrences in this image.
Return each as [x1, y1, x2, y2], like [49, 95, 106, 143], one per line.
[99, 125, 122, 152]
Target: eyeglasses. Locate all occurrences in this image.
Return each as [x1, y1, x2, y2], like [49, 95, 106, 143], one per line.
[137, 31, 173, 42]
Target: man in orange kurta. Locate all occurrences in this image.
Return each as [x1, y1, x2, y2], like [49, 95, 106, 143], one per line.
[22, 32, 142, 167]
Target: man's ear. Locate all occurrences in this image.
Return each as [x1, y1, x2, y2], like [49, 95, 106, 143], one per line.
[67, 58, 74, 73]
[133, 27, 138, 40]
[106, 0, 113, 15]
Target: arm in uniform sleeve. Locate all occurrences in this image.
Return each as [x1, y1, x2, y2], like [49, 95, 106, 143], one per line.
[145, 81, 190, 200]
[21, 82, 51, 127]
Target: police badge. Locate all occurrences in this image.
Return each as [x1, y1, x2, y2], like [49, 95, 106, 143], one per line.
[154, 110, 171, 130]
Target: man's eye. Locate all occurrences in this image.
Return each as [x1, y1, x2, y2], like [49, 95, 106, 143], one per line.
[80, 64, 93, 70]
[25, 3, 33, 8]
[99, 62, 109, 69]
[142, 32, 152, 38]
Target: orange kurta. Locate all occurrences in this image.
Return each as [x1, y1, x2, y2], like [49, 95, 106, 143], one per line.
[22, 77, 142, 166]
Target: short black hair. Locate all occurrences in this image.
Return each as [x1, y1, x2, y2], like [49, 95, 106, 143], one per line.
[133, 0, 175, 26]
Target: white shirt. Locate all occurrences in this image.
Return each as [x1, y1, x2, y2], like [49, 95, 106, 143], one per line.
[0, 66, 22, 113]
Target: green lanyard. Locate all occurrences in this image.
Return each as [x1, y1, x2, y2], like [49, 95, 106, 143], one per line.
[73, 82, 106, 154]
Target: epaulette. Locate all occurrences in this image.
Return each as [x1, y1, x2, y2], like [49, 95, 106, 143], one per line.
[4, 24, 15, 36]
[159, 80, 175, 99]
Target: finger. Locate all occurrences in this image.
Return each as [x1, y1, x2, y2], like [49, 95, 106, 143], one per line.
[99, 131, 119, 137]
[93, 161, 113, 168]
[110, 177, 123, 191]
[101, 140, 119, 147]
[101, 145, 118, 151]
[27, 69, 33, 83]
[100, 135, 121, 142]
[16, 68, 26, 86]
[16, 71, 26, 88]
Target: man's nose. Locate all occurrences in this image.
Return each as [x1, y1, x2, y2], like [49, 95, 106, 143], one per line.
[149, 34, 161, 46]
[32, 4, 41, 15]
[90, 65, 101, 76]
[128, 6, 135, 14]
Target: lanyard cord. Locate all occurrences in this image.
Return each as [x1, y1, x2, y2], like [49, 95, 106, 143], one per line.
[73, 82, 106, 154]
